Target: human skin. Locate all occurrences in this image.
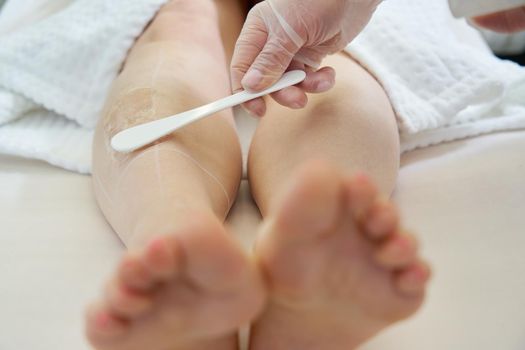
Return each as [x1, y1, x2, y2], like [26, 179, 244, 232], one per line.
[85, 1, 430, 349]
[474, 6, 525, 33]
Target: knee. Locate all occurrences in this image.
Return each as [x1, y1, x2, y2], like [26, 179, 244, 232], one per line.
[323, 64, 395, 123]
[309, 77, 398, 149]
[306, 68, 400, 193]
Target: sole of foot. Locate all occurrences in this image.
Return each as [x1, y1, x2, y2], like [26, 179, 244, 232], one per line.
[250, 160, 431, 350]
[86, 212, 266, 350]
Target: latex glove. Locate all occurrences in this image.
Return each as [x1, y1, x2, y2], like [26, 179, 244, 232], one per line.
[473, 6, 525, 33]
[231, 0, 381, 117]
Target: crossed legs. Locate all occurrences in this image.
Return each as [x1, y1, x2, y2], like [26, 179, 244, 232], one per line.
[86, 1, 430, 349]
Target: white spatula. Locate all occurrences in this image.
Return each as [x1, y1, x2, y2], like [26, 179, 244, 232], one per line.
[111, 70, 307, 153]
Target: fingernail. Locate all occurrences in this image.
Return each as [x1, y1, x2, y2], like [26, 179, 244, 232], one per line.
[252, 108, 264, 117]
[242, 69, 263, 90]
[317, 80, 334, 92]
[243, 105, 261, 118]
[243, 100, 265, 117]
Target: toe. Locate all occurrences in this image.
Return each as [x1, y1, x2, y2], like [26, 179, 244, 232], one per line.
[271, 160, 343, 240]
[175, 214, 266, 325]
[375, 233, 418, 269]
[143, 235, 179, 280]
[362, 200, 399, 240]
[345, 173, 378, 219]
[118, 254, 156, 291]
[85, 302, 129, 341]
[395, 261, 431, 296]
[106, 279, 153, 318]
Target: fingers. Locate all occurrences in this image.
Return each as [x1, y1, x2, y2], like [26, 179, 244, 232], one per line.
[269, 65, 335, 110]
[231, 2, 302, 93]
[232, 3, 337, 116]
[473, 6, 525, 33]
[232, 4, 297, 117]
[235, 3, 303, 93]
[241, 65, 336, 117]
[241, 36, 299, 92]
[230, 6, 270, 93]
[300, 66, 336, 94]
[243, 98, 267, 118]
[270, 86, 308, 110]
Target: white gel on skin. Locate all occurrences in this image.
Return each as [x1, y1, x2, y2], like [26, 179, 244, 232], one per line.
[111, 70, 307, 153]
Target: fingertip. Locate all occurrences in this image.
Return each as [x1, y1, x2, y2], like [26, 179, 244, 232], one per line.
[301, 66, 336, 94]
[271, 86, 308, 109]
[241, 69, 264, 91]
[316, 80, 335, 93]
[241, 66, 286, 93]
[243, 98, 266, 117]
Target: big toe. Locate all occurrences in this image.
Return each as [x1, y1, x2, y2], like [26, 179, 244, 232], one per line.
[143, 235, 180, 280]
[269, 160, 343, 241]
[173, 214, 266, 327]
[176, 214, 254, 290]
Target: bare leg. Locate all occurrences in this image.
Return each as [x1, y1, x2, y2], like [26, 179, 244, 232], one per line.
[85, 1, 265, 349]
[248, 54, 430, 349]
[93, 0, 245, 246]
[248, 53, 401, 215]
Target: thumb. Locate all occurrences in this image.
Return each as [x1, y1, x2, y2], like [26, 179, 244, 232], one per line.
[234, 0, 304, 92]
[230, 8, 269, 93]
[241, 33, 301, 92]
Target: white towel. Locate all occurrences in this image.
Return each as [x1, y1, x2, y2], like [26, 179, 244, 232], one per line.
[345, 0, 525, 152]
[0, 0, 524, 174]
[0, 0, 168, 173]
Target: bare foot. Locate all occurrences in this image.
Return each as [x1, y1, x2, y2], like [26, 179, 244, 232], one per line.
[86, 213, 266, 350]
[250, 161, 431, 350]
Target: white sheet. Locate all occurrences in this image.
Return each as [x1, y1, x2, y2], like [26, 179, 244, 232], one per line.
[1, 130, 524, 350]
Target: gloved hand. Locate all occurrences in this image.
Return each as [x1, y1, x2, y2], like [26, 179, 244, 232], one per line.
[231, 0, 381, 117]
[473, 6, 525, 33]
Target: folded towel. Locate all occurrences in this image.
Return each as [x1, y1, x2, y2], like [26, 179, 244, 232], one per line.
[345, 0, 525, 152]
[0, 0, 168, 173]
[0, 0, 524, 174]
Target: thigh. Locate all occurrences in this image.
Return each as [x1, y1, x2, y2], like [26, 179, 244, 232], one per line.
[248, 53, 400, 215]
